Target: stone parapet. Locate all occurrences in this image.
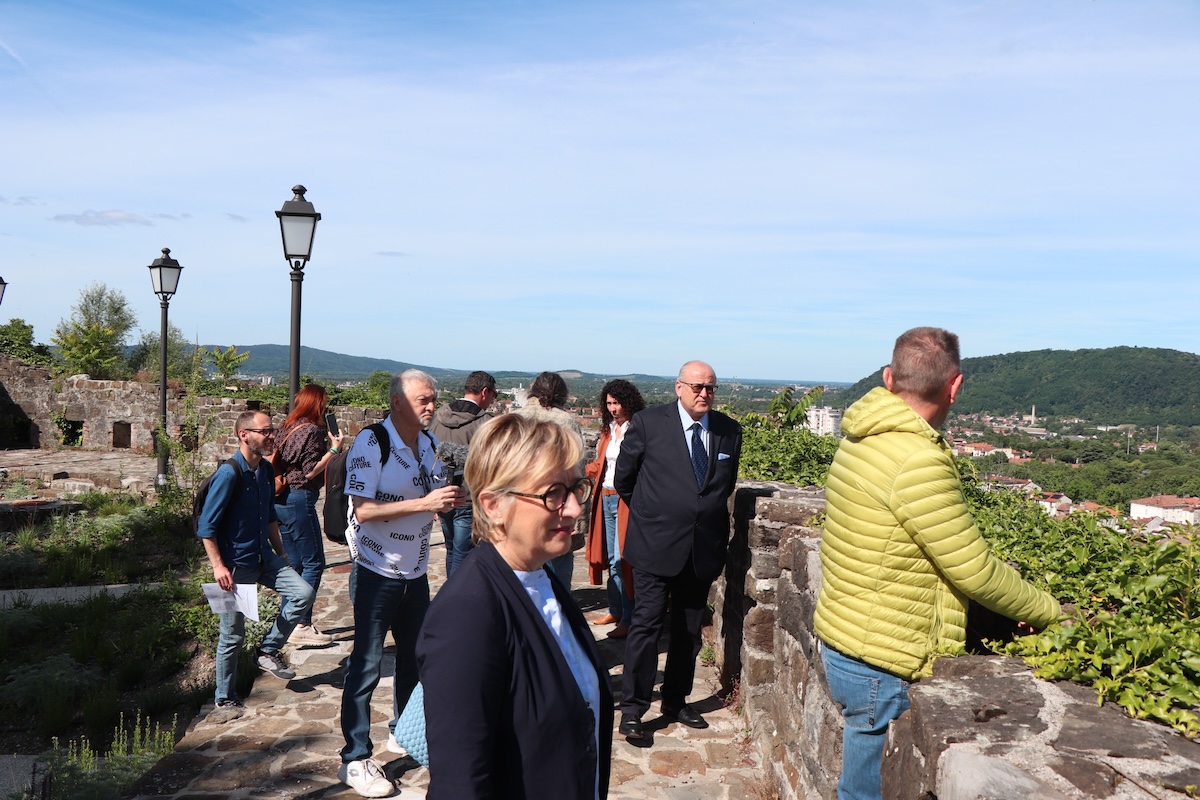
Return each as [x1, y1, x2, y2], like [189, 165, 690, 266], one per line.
[717, 481, 1200, 799]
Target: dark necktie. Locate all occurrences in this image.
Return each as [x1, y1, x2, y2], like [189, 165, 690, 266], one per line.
[690, 422, 708, 487]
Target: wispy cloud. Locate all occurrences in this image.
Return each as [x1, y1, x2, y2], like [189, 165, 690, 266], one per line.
[376, 251, 410, 258]
[0, 196, 38, 206]
[0, 35, 32, 72]
[153, 212, 192, 221]
[51, 210, 153, 226]
[225, 213, 248, 222]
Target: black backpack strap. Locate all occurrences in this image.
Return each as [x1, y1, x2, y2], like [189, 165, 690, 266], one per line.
[367, 422, 390, 467]
[361, 424, 434, 467]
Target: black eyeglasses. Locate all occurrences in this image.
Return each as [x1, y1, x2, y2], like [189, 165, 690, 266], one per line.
[680, 382, 718, 395]
[243, 427, 277, 436]
[510, 478, 593, 512]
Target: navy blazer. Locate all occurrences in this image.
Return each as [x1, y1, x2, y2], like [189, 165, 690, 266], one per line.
[417, 542, 613, 800]
[614, 401, 743, 583]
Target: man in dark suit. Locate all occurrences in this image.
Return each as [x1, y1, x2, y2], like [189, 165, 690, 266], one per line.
[614, 359, 743, 739]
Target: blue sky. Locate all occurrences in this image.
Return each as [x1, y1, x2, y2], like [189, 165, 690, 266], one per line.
[2, 0, 1197, 383]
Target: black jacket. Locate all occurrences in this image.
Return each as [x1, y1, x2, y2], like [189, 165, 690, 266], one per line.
[614, 401, 742, 583]
[417, 542, 613, 799]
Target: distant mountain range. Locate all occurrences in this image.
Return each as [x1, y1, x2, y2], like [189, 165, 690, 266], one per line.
[825, 346, 1200, 426]
[229, 344, 678, 388]
[223, 344, 1200, 426]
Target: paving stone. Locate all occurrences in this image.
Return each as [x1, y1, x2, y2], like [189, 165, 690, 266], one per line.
[650, 750, 708, 777]
[704, 742, 744, 768]
[610, 758, 644, 786]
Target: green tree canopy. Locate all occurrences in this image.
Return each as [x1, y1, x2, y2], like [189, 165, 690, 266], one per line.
[204, 345, 250, 385]
[51, 283, 138, 379]
[127, 323, 198, 381]
[0, 318, 53, 365]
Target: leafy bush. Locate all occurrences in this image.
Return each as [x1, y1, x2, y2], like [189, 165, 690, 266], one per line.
[0, 501, 192, 590]
[3, 654, 102, 737]
[739, 425, 838, 486]
[960, 474, 1200, 736]
[0, 582, 209, 753]
[68, 489, 140, 516]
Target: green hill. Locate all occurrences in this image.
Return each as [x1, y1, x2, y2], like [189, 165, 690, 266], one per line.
[227, 345, 678, 399]
[232, 344, 449, 383]
[825, 346, 1200, 426]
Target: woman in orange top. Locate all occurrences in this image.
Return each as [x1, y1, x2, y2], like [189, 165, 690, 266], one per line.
[585, 379, 645, 639]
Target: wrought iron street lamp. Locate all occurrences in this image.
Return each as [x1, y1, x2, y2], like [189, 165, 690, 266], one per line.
[148, 248, 183, 489]
[276, 185, 321, 410]
[0, 276, 7, 306]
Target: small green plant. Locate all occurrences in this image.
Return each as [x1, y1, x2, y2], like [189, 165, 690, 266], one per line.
[1, 478, 35, 499]
[49, 407, 83, 447]
[699, 642, 716, 666]
[721, 678, 743, 715]
[28, 712, 177, 800]
[13, 525, 38, 550]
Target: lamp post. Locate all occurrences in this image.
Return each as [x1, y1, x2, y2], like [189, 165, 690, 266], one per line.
[0, 276, 7, 307]
[148, 248, 183, 488]
[275, 185, 321, 410]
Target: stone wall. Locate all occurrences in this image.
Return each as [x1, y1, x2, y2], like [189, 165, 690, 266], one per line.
[0, 354, 384, 470]
[0, 354, 194, 452]
[717, 481, 1200, 799]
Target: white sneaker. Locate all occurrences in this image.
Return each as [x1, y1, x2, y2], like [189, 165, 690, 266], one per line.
[291, 624, 334, 645]
[385, 736, 409, 757]
[338, 758, 395, 797]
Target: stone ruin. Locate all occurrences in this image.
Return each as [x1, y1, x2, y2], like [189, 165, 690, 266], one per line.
[0, 354, 382, 469]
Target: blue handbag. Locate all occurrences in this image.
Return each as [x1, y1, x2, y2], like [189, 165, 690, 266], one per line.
[393, 681, 428, 766]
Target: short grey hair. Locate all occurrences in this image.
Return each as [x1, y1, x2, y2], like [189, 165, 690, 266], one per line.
[392, 369, 436, 400]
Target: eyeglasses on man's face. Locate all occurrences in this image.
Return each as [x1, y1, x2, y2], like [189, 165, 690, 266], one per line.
[679, 382, 718, 395]
[243, 427, 277, 436]
[510, 477, 593, 512]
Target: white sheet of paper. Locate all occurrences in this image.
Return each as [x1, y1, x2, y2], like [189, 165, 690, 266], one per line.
[202, 583, 260, 622]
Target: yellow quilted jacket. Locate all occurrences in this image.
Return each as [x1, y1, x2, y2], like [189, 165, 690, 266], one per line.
[813, 387, 1060, 680]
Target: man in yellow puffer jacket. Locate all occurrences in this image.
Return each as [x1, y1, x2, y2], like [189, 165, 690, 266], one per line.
[813, 327, 1060, 800]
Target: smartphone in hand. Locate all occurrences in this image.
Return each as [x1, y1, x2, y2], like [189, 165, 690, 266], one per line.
[325, 413, 339, 437]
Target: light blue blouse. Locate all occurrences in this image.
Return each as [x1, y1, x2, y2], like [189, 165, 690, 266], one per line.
[514, 568, 602, 800]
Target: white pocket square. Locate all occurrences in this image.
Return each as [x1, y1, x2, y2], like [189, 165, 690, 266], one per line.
[717, 453, 731, 461]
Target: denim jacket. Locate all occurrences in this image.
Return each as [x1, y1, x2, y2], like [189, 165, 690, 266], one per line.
[196, 450, 279, 569]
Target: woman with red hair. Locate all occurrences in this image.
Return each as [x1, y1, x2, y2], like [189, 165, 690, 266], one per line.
[275, 383, 344, 644]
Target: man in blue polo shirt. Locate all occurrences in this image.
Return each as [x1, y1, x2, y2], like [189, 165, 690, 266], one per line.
[197, 409, 315, 722]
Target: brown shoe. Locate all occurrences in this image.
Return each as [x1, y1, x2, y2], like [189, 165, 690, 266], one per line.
[607, 624, 629, 639]
[591, 613, 619, 626]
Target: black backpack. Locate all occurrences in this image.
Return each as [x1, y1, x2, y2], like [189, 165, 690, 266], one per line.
[192, 458, 245, 536]
[323, 423, 389, 544]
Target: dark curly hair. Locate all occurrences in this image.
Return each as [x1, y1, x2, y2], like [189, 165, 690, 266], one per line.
[599, 379, 646, 428]
[528, 371, 569, 409]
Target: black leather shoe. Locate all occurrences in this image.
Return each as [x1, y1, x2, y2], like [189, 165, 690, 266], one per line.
[661, 703, 708, 729]
[618, 713, 644, 739]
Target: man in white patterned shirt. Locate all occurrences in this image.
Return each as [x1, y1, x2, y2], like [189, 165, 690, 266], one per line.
[338, 370, 467, 797]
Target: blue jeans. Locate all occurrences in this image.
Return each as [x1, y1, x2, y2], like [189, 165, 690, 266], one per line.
[214, 553, 314, 703]
[340, 566, 430, 762]
[440, 505, 475, 578]
[821, 642, 911, 800]
[546, 551, 574, 588]
[602, 493, 633, 625]
[276, 487, 325, 626]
